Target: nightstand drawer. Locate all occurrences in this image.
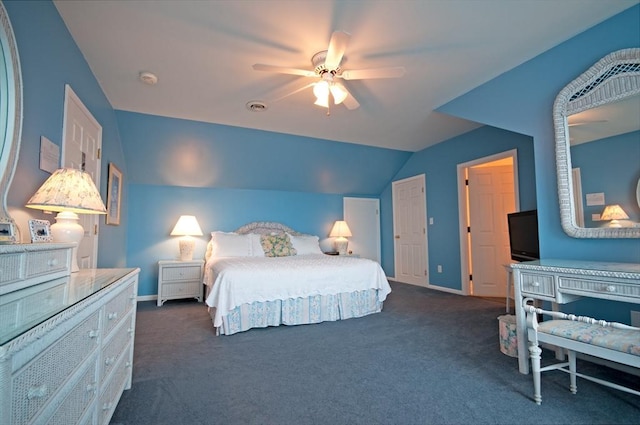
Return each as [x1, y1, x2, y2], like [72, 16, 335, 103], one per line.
[161, 266, 202, 282]
[161, 281, 201, 298]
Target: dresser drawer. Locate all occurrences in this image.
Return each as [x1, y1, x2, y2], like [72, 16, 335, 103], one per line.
[44, 356, 98, 425]
[11, 311, 101, 425]
[520, 272, 555, 298]
[100, 314, 134, 383]
[162, 265, 202, 282]
[0, 253, 23, 285]
[558, 276, 640, 300]
[25, 249, 70, 279]
[98, 345, 132, 425]
[102, 278, 136, 337]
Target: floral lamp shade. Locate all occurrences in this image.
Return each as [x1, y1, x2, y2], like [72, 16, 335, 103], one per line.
[25, 168, 106, 272]
[25, 168, 107, 214]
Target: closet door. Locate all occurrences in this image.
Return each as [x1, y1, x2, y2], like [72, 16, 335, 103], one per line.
[344, 197, 381, 263]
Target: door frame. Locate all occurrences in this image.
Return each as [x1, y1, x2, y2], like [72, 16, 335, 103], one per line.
[457, 149, 519, 296]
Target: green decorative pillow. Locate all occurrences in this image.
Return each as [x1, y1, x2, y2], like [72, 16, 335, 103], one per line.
[260, 233, 297, 257]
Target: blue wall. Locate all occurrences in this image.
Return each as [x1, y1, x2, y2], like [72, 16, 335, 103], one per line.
[4, 0, 129, 267]
[437, 5, 640, 322]
[5, 1, 639, 317]
[116, 111, 412, 294]
[571, 131, 640, 227]
[438, 5, 640, 266]
[379, 126, 536, 289]
[128, 184, 348, 296]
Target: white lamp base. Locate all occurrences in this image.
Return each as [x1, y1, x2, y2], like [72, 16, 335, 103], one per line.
[50, 211, 83, 272]
[334, 237, 349, 256]
[178, 236, 195, 261]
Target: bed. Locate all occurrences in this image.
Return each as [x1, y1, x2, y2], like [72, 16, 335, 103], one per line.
[203, 221, 391, 335]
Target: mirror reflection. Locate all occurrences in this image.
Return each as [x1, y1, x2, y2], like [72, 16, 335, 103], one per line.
[554, 48, 640, 238]
[568, 95, 640, 228]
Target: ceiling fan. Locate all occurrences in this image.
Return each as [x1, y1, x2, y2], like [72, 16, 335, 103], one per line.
[252, 31, 405, 114]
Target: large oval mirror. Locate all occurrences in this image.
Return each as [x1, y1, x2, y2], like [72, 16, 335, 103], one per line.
[554, 48, 640, 238]
[0, 2, 22, 243]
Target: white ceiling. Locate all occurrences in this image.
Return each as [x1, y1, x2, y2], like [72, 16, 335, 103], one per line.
[53, 0, 638, 152]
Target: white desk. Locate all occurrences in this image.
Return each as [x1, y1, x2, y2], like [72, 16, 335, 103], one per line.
[510, 259, 640, 374]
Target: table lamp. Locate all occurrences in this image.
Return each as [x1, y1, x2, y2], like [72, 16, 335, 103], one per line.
[330, 220, 352, 255]
[600, 204, 629, 228]
[170, 215, 203, 261]
[26, 168, 107, 272]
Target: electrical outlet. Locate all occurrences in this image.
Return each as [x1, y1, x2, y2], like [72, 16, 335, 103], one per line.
[631, 311, 640, 327]
[437, 265, 442, 273]
[429, 217, 434, 225]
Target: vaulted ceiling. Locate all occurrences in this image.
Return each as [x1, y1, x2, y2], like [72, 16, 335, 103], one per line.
[54, 0, 638, 152]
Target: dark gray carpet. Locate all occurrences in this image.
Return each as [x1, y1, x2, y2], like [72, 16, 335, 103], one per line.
[111, 282, 640, 425]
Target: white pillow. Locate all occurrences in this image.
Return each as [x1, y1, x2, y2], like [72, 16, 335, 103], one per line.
[287, 233, 323, 255]
[211, 231, 252, 257]
[250, 233, 265, 257]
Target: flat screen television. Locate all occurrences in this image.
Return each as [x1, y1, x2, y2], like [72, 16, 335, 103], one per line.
[507, 210, 540, 262]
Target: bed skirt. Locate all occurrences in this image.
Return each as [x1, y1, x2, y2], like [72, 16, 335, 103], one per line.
[209, 289, 383, 335]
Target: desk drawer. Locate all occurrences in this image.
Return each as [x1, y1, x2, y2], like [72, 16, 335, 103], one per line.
[520, 272, 555, 298]
[559, 277, 640, 300]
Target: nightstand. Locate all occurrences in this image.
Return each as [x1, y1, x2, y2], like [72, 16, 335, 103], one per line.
[157, 259, 204, 306]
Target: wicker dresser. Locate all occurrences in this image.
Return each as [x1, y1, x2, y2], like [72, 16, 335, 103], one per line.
[0, 244, 140, 425]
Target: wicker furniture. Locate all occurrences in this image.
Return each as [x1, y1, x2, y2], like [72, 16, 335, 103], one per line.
[524, 301, 639, 404]
[0, 263, 140, 425]
[511, 260, 640, 375]
[157, 259, 204, 306]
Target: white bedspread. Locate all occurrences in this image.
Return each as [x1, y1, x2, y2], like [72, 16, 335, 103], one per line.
[204, 254, 391, 328]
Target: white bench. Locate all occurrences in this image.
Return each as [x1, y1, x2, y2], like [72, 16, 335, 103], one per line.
[524, 298, 640, 405]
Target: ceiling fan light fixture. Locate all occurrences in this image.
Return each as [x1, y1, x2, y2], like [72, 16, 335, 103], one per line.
[313, 81, 330, 108]
[330, 84, 348, 105]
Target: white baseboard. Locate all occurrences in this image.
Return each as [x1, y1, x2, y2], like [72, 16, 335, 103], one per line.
[389, 279, 464, 295]
[137, 295, 157, 302]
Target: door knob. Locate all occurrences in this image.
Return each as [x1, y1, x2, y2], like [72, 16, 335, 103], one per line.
[395, 235, 400, 239]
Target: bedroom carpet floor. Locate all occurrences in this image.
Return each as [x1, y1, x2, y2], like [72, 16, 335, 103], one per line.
[110, 281, 640, 425]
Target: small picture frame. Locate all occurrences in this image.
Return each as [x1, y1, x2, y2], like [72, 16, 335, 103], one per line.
[0, 221, 18, 244]
[28, 219, 52, 243]
[106, 163, 122, 226]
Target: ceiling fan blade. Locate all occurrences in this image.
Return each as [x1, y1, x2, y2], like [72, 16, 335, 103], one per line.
[340, 66, 406, 80]
[336, 83, 359, 110]
[325, 31, 350, 70]
[252, 63, 316, 78]
[270, 81, 316, 103]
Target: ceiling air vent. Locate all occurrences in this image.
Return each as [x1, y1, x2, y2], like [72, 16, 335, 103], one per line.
[246, 101, 268, 112]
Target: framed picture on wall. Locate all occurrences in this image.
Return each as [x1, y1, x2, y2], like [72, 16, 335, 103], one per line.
[28, 219, 52, 243]
[106, 163, 122, 225]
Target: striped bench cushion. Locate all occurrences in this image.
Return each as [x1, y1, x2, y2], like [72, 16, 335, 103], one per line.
[538, 320, 640, 356]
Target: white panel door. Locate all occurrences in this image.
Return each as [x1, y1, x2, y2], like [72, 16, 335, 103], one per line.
[344, 197, 381, 262]
[392, 175, 428, 286]
[468, 165, 514, 297]
[62, 85, 102, 269]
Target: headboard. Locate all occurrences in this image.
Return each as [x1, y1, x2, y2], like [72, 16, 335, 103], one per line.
[205, 222, 303, 262]
[234, 221, 301, 236]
